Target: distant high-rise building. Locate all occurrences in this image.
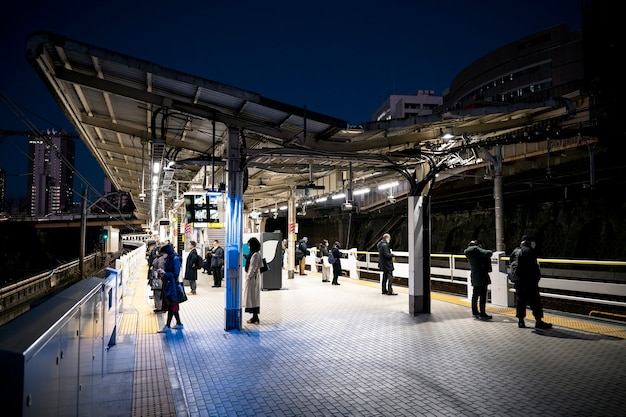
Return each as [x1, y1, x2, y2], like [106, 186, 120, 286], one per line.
[0, 167, 5, 212]
[27, 132, 75, 217]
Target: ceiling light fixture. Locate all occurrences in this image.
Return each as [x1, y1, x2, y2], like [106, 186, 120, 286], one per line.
[377, 181, 398, 191]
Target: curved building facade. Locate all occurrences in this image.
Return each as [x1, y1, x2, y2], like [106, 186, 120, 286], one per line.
[440, 24, 584, 111]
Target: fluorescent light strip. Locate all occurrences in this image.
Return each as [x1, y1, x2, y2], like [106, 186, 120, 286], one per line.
[377, 181, 399, 191]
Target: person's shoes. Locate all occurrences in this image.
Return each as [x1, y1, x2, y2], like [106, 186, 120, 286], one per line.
[190, 290, 196, 295]
[473, 314, 481, 319]
[518, 319, 526, 328]
[382, 291, 388, 295]
[172, 324, 184, 329]
[247, 318, 259, 324]
[387, 292, 398, 295]
[535, 320, 553, 329]
[211, 285, 219, 287]
[157, 325, 170, 333]
[479, 314, 493, 320]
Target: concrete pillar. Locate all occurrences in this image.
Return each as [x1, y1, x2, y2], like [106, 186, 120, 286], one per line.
[407, 195, 431, 314]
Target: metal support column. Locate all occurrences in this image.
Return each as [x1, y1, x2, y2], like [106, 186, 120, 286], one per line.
[287, 192, 296, 279]
[407, 195, 431, 315]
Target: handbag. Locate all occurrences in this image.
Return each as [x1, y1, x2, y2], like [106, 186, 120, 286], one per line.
[260, 258, 269, 273]
[176, 282, 188, 303]
[151, 277, 163, 289]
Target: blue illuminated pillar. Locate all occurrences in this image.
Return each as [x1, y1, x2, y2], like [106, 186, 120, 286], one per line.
[225, 127, 243, 331]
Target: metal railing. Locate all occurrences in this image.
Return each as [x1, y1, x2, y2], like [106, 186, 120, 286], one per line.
[0, 254, 101, 326]
[304, 249, 626, 310]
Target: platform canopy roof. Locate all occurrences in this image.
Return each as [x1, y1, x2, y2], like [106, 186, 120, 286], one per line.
[26, 32, 584, 227]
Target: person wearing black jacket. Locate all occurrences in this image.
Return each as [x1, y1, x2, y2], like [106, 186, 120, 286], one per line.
[377, 233, 397, 295]
[297, 237, 310, 275]
[210, 240, 225, 287]
[184, 241, 201, 294]
[330, 241, 342, 286]
[464, 240, 493, 320]
[510, 235, 552, 329]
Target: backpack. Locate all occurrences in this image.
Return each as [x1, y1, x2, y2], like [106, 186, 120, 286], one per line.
[508, 247, 521, 282]
[328, 252, 336, 264]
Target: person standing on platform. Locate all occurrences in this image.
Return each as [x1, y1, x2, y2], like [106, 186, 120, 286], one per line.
[297, 237, 310, 275]
[202, 248, 212, 274]
[464, 240, 493, 320]
[157, 244, 184, 332]
[282, 239, 288, 269]
[319, 239, 331, 282]
[243, 237, 262, 324]
[377, 233, 397, 295]
[330, 241, 342, 286]
[510, 235, 553, 330]
[184, 241, 201, 294]
[150, 244, 168, 313]
[210, 240, 225, 287]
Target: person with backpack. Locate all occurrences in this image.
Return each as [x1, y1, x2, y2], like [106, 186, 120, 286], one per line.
[318, 240, 331, 282]
[296, 237, 310, 276]
[464, 240, 493, 320]
[509, 235, 552, 330]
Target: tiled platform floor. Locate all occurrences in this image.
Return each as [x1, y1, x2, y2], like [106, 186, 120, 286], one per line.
[101, 265, 626, 417]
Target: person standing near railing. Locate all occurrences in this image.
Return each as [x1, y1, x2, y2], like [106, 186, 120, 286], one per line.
[464, 240, 493, 320]
[377, 233, 397, 295]
[510, 235, 552, 330]
[319, 239, 331, 282]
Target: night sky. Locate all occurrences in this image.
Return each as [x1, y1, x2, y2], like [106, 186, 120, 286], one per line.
[0, 0, 582, 203]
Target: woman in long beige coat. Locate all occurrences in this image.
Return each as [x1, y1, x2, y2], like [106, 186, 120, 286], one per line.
[243, 237, 262, 324]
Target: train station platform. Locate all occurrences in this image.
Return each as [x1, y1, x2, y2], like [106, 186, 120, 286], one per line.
[97, 263, 626, 417]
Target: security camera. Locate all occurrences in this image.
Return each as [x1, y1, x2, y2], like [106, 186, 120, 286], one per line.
[387, 196, 396, 204]
[139, 193, 146, 203]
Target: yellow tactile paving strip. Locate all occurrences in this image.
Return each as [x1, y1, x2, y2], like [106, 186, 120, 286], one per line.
[352, 278, 626, 339]
[119, 266, 177, 417]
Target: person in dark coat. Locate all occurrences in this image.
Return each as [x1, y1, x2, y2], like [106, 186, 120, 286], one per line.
[377, 233, 397, 295]
[157, 244, 183, 332]
[510, 235, 552, 329]
[464, 240, 493, 320]
[184, 241, 201, 294]
[297, 237, 310, 275]
[210, 240, 225, 287]
[330, 241, 342, 285]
